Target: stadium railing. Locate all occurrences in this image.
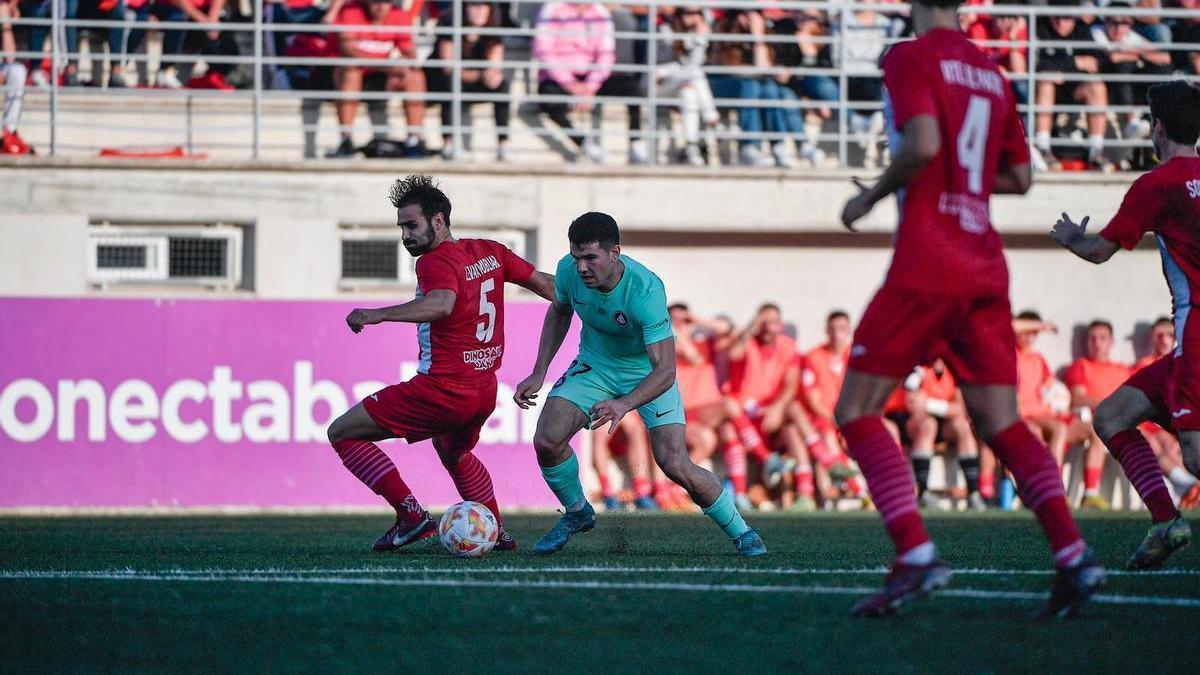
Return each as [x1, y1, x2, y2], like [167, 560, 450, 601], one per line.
[1, 0, 1197, 165]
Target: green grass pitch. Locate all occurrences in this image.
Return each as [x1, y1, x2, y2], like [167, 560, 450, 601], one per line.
[2, 512, 1198, 673]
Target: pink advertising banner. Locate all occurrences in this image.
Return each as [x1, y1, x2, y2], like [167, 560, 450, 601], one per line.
[0, 297, 578, 508]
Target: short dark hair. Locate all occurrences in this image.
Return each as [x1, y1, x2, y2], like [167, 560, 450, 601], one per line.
[1088, 319, 1114, 335]
[827, 310, 849, 323]
[389, 175, 452, 228]
[1148, 80, 1200, 147]
[1016, 309, 1042, 322]
[912, 0, 963, 8]
[668, 302, 689, 313]
[757, 302, 781, 315]
[1153, 316, 1174, 329]
[568, 212, 620, 250]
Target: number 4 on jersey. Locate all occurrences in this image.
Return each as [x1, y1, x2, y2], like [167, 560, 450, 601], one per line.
[958, 95, 991, 196]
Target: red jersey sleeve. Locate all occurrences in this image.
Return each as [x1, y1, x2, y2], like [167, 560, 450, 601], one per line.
[883, 43, 937, 130]
[1063, 361, 1085, 390]
[1101, 173, 1161, 251]
[499, 245, 535, 284]
[415, 251, 460, 294]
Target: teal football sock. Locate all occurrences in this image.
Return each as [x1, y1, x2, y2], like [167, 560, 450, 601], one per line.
[541, 453, 586, 511]
[702, 487, 750, 539]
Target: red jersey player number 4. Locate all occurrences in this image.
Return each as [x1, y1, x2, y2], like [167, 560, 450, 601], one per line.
[330, 175, 557, 555]
[837, 0, 1100, 622]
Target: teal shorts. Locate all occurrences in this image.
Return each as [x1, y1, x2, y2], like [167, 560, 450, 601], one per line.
[548, 356, 685, 429]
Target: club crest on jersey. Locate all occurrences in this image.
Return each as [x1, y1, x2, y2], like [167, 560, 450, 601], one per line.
[613, 311, 628, 326]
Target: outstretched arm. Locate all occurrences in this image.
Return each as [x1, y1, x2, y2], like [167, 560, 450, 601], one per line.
[841, 115, 940, 231]
[590, 338, 677, 434]
[1049, 213, 1119, 264]
[514, 300, 574, 408]
[345, 289, 457, 333]
[515, 271, 557, 303]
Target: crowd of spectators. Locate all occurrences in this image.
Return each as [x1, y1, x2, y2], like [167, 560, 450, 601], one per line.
[0, 0, 1196, 162]
[594, 303, 1200, 513]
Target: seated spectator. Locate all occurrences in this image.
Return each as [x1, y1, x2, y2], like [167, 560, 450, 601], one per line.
[327, 0, 427, 158]
[1132, 0, 1171, 44]
[266, 0, 346, 90]
[653, 6, 719, 167]
[966, 0, 1029, 102]
[768, 13, 827, 166]
[425, 0, 509, 161]
[532, 1, 642, 165]
[707, 8, 795, 168]
[1091, 1, 1171, 154]
[1032, 0, 1110, 171]
[18, 0, 82, 86]
[1, 0, 33, 154]
[831, 1, 894, 166]
[111, 0, 157, 87]
[903, 361, 984, 511]
[1014, 311, 1069, 467]
[149, 0, 240, 90]
[1169, 0, 1200, 75]
[1064, 319, 1132, 509]
[787, 9, 837, 122]
[1132, 317, 1200, 507]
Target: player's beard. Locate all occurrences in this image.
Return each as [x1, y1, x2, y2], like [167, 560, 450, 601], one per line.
[403, 231, 435, 256]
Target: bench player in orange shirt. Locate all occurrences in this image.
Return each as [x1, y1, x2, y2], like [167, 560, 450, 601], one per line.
[1063, 320, 1132, 509]
[1014, 311, 1069, 468]
[902, 361, 984, 510]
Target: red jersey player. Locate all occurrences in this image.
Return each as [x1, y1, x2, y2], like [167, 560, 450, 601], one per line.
[1133, 318, 1200, 508]
[837, 0, 1101, 618]
[1051, 80, 1200, 569]
[327, 175, 556, 552]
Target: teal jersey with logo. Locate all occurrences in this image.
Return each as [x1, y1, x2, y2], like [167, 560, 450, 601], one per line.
[555, 254, 674, 375]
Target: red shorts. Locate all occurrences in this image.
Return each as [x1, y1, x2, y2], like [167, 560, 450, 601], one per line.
[1125, 353, 1200, 432]
[849, 286, 1016, 386]
[362, 374, 498, 455]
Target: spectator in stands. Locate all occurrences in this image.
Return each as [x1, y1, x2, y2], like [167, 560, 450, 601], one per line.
[533, 1, 643, 165]
[426, 0, 509, 161]
[153, 0, 241, 90]
[1168, 0, 1200, 74]
[266, 0, 346, 89]
[1132, 317, 1200, 507]
[111, 0, 157, 87]
[1033, 0, 1110, 171]
[327, 0, 428, 158]
[1064, 319, 1133, 509]
[903, 361, 984, 510]
[1014, 311, 1069, 466]
[653, 6, 719, 167]
[708, 8, 794, 167]
[17, 0, 81, 86]
[1091, 0, 1171, 155]
[966, 0, 1029, 102]
[1132, 0, 1171, 43]
[786, 8, 837, 122]
[830, 0, 895, 167]
[1, 0, 33, 154]
[602, 3, 648, 165]
[768, 13, 827, 166]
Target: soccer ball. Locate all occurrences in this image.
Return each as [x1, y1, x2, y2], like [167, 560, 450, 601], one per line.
[438, 501, 499, 558]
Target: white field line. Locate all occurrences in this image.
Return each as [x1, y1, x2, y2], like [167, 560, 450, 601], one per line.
[2, 570, 1200, 609]
[2, 565, 1191, 578]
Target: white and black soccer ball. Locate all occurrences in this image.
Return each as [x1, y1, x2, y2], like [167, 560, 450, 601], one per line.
[438, 501, 499, 558]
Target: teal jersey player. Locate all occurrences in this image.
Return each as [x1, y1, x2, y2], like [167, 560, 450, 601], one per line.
[514, 212, 766, 558]
[550, 252, 685, 428]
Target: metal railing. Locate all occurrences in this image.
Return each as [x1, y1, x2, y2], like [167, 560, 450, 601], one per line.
[1, 0, 1197, 166]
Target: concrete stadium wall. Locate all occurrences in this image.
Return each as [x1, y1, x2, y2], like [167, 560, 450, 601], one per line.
[0, 159, 1167, 369]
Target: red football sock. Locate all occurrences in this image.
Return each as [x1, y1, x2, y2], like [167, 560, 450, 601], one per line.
[731, 413, 768, 461]
[333, 439, 423, 523]
[1109, 429, 1179, 523]
[989, 422, 1084, 567]
[795, 466, 815, 498]
[1084, 465, 1103, 493]
[979, 469, 996, 500]
[842, 416, 930, 557]
[653, 479, 672, 496]
[597, 472, 613, 498]
[805, 433, 838, 467]
[445, 451, 503, 527]
[634, 476, 652, 498]
[844, 475, 865, 497]
[721, 440, 749, 495]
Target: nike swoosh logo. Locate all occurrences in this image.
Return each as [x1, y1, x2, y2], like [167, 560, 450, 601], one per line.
[656, 410, 675, 418]
[370, 394, 379, 401]
[1173, 408, 1192, 419]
